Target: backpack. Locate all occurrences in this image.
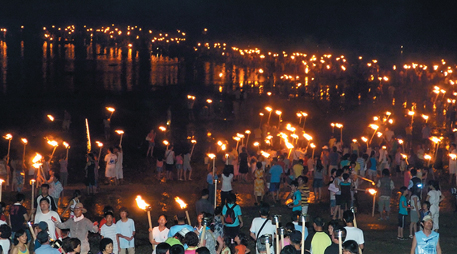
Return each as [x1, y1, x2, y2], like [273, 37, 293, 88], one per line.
[224, 204, 236, 225]
[410, 177, 422, 198]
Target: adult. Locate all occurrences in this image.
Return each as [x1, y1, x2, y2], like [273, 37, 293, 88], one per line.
[146, 130, 157, 157]
[59, 154, 69, 187]
[269, 158, 283, 203]
[220, 166, 234, 207]
[99, 238, 114, 254]
[114, 146, 124, 185]
[329, 147, 340, 175]
[449, 144, 457, 185]
[313, 157, 325, 202]
[426, 181, 443, 232]
[54, 203, 99, 254]
[324, 226, 346, 254]
[249, 203, 276, 242]
[195, 189, 214, 215]
[0, 224, 11, 253]
[168, 212, 194, 238]
[104, 148, 117, 185]
[377, 169, 394, 220]
[309, 217, 331, 254]
[85, 153, 96, 195]
[342, 210, 364, 251]
[222, 193, 243, 239]
[238, 147, 249, 182]
[254, 162, 266, 205]
[408, 169, 422, 198]
[34, 198, 61, 240]
[366, 151, 377, 180]
[165, 145, 175, 180]
[10, 229, 29, 254]
[410, 215, 441, 254]
[35, 231, 61, 254]
[150, 215, 170, 254]
[292, 159, 304, 179]
[9, 193, 29, 239]
[33, 184, 57, 214]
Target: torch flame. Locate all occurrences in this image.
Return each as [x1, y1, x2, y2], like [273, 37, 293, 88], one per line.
[63, 142, 70, 149]
[361, 137, 368, 143]
[369, 124, 379, 130]
[47, 140, 58, 147]
[135, 195, 150, 210]
[265, 107, 272, 112]
[21, 138, 28, 144]
[245, 130, 251, 134]
[3, 134, 12, 140]
[367, 188, 377, 195]
[163, 140, 169, 146]
[253, 142, 259, 147]
[115, 130, 124, 135]
[449, 154, 457, 160]
[159, 126, 166, 132]
[424, 154, 431, 160]
[207, 153, 216, 159]
[310, 143, 316, 148]
[175, 197, 187, 209]
[32, 153, 43, 168]
[303, 133, 313, 141]
[96, 141, 103, 147]
[191, 139, 197, 144]
[106, 107, 115, 112]
[260, 151, 270, 158]
[47, 115, 55, 121]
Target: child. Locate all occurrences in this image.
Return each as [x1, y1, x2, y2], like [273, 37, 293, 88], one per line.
[234, 233, 250, 254]
[254, 162, 265, 206]
[183, 151, 192, 181]
[156, 156, 164, 181]
[50, 173, 64, 206]
[297, 176, 310, 215]
[339, 173, 352, 214]
[420, 201, 431, 221]
[176, 153, 184, 181]
[409, 188, 420, 238]
[116, 207, 135, 254]
[61, 190, 81, 218]
[100, 212, 119, 254]
[287, 181, 302, 213]
[398, 186, 408, 240]
[333, 169, 343, 220]
[221, 237, 231, 254]
[328, 169, 339, 217]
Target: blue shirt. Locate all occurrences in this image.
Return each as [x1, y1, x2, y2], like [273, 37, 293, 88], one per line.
[168, 224, 194, 238]
[415, 230, 439, 254]
[294, 222, 309, 241]
[269, 165, 283, 183]
[292, 190, 302, 211]
[35, 244, 61, 254]
[369, 158, 377, 170]
[399, 196, 408, 215]
[222, 203, 242, 227]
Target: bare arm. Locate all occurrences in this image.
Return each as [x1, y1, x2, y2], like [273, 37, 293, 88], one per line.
[436, 237, 442, 254]
[250, 232, 257, 241]
[410, 235, 417, 254]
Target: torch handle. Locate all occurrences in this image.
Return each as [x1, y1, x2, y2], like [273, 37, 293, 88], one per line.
[372, 193, 376, 217]
[147, 211, 152, 230]
[214, 180, 217, 209]
[28, 222, 37, 241]
[185, 210, 191, 226]
[301, 217, 305, 254]
[338, 233, 342, 254]
[200, 225, 207, 246]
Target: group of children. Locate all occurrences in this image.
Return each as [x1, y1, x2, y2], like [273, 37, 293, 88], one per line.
[156, 146, 193, 181]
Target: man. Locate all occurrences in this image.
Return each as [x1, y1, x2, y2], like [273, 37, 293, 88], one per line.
[33, 184, 58, 215]
[195, 189, 214, 215]
[324, 226, 346, 254]
[292, 160, 304, 179]
[377, 169, 394, 220]
[408, 169, 422, 198]
[105, 148, 118, 185]
[309, 216, 331, 254]
[54, 203, 99, 254]
[168, 212, 194, 237]
[329, 147, 340, 174]
[249, 203, 276, 242]
[269, 158, 283, 202]
[222, 193, 243, 239]
[9, 193, 29, 238]
[289, 230, 302, 253]
[343, 210, 364, 251]
[34, 198, 61, 240]
[114, 146, 124, 185]
[35, 231, 61, 254]
[291, 211, 308, 240]
[410, 215, 441, 254]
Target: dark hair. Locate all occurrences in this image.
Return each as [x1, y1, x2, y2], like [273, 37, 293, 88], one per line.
[196, 247, 210, 254]
[259, 203, 270, 216]
[157, 242, 171, 254]
[423, 201, 431, 209]
[342, 173, 350, 181]
[104, 212, 114, 218]
[235, 232, 248, 245]
[298, 159, 304, 164]
[201, 189, 209, 197]
[327, 220, 340, 233]
[170, 244, 185, 254]
[382, 168, 390, 176]
[223, 166, 232, 177]
[103, 205, 115, 214]
[291, 211, 301, 222]
[184, 232, 199, 247]
[159, 214, 168, 221]
[0, 225, 12, 240]
[342, 240, 359, 253]
[343, 210, 354, 223]
[227, 193, 236, 204]
[336, 169, 343, 177]
[313, 216, 325, 227]
[399, 186, 408, 193]
[290, 180, 298, 187]
[99, 238, 113, 252]
[411, 168, 417, 176]
[256, 162, 263, 169]
[73, 190, 81, 198]
[332, 225, 347, 242]
[214, 206, 222, 216]
[63, 238, 81, 252]
[280, 245, 297, 254]
[39, 198, 50, 204]
[41, 184, 50, 189]
[285, 222, 295, 233]
[119, 207, 129, 215]
[13, 229, 26, 245]
[16, 193, 26, 202]
[298, 176, 308, 184]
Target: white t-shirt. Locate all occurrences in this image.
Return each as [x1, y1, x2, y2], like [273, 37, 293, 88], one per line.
[152, 226, 170, 254]
[116, 218, 135, 248]
[34, 210, 61, 240]
[105, 153, 117, 169]
[0, 239, 10, 254]
[101, 223, 119, 254]
[221, 174, 233, 192]
[116, 152, 123, 170]
[165, 150, 175, 165]
[249, 217, 276, 238]
[427, 190, 442, 206]
[344, 226, 364, 245]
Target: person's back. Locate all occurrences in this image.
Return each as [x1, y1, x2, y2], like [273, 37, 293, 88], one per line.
[311, 232, 331, 254]
[270, 165, 283, 183]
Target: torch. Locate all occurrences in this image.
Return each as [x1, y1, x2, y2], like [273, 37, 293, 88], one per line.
[335, 123, 343, 142]
[159, 126, 167, 132]
[47, 115, 55, 122]
[408, 110, 415, 124]
[424, 154, 431, 167]
[233, 136, 241, 151]
[32, 153, 45, 186]
[136, 195, 152, 230]
[331, 123, 335, 133]
[106, 107, 115, 121]
[338, 230, 342, 254]
[275, 110, 282, 126]
[96, 141, 103, 165]
[367, 188, 377, 217]
[21, 138, 28, 165]
[85, 118, 91, 153]
[368, 124, 379, 145]
[301, 112, 308, 129]
[30, 179, 36, 210]
[63, 142, 70, 160]
[265, 235, 271, 254]
[297, 112, 303, 124]
[259, 112, 264, 128]
[430, 136, 441, 161]
[175, 197, 191, 225]
[163, 140, 169, 151]
[310, 143, 316, 159]
[190, 139, 197, 157]
[265, 107, 273, 125]
[237, 134, 245, 146]
[27, 222, 36, 241]
[273, 215, 280, 254]
[422, 114, 429, 123]
[208, 153, 216, 177]
[245, 130, 251, 146]
[0, 179, 4, 201]
[47, 139, 59, 160]
[115, 130, 124, 147]
[280, 227, 285, 248]
[3, 134, 12, 165]
[301, 215, 305, 254]
[401, 154, 409, 165]
[253, 142, 260, 153]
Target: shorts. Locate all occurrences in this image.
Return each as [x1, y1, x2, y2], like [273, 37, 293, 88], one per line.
[269, 182, 280, 192]
[335, 195, 342, 205]
[378, 196, 391, 212]
[224, 225, 240, 239]
[176, 164, 182, 170]
[105, 166, 116, 178]
[367, 169, 377, 178]
[156, 167, 163, 172]
[330, 199, 336, 208]
[302, 205, 309, 215]
[120, 247, 135, 254]
[116, 166, 123, 179]
[410, 210, 419, 223]
[149, 142, 155, 148]
[166, 164, 174, 172]
[313, 179, 323, 188]
[183, 164, 192, 171]
[398, 214, 407, 228]
[340, 197, 351, 209]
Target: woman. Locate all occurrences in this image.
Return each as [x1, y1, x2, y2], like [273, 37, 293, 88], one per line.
[10, 229, 29, 254]
[63, 238, 81, 254]
[221, 166, 234, 207]
[194, 213, 205, 236]
[98, 238, 114, 254]
[238, 148, 249, 182]
[313, 156, 324, 202]
[150, 215, 169, 254]
[254, 162, 265, 205]
[85, 153, 96, 195]
[426, 180, 444, 232]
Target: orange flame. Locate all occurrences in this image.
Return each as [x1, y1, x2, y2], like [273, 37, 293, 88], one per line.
[175, 197, 187, 209]
[32, 153, 43, 168]
[136, 195, 150, 210]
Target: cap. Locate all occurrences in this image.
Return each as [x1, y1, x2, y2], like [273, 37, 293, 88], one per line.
[178, 227, 191, 237]
[38, 221, 48, 231]
[73, 203, 87, 213]
[422, 215, 433, 222]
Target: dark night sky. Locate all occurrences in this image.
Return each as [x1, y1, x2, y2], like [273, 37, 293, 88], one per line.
[2, 0, 457, 57]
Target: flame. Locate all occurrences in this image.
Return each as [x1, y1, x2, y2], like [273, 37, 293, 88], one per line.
[21, 138, 28, 144]
[115, 130, 124, 135]
[47, 115, 55, 121]
[259, 112, 264, 116]
[207, 153, 216, 159]
[265, 106, 272, 112]
[217, 141, 223, 146]
[191, 139, 197, 144]
[335, 123, 343, 128]
[275, 110, 282, 115]
[245, 130, 251, 134]
[369, 124, 379, 130]
[386, 111, 391, 116]
[63, 142, 70, 149]
[175, 197, 187, 209]
[96, 141, 103, 147]
[401, 153, 408, 159]
[253, 142, 259, 147]
[303, 133, 313, 141]
[408, 111, 415, 116]
[47, 140, 58, 147]
[233, 136, 241, 141]
[221, 144, 226, 151]
[367, 188, 377, 195]
[422, 114, 429, 120]
[206, 99, 213, 103]
[429, 136, 441, 143]
[449, 154, 457, 160]
[310, 143, 316, 148]
[424, 154, 431, 160]
[159, 126, 167, 132]
[32, 153, 43, 168]
[285, 199, 293, 205]
[163, 140, 169, 146]
[136, 195, 150, 210]
[3, 134, 12, 140]
[260, 151, 270, 158]
[106, 107, 115, 112]
[377, 132, 383, 137]
[285, 142, 294, 149]
[398, 139, 404, 144]
[361, 136, 368, 143]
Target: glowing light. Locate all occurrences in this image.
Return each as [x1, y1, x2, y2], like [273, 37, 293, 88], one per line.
[3, 134, 12, 140]
[369, 124, 379, 130]
[361, 137, 368, 143]
[206, 99, 213, 104]
[106, 107, 115, 113]
[175, 197, 187, 209]
[63, 142, 70, 149]
[207, 153, 216, 159]
[352, 139, 357, 143]
[32, 153, 43, 168]
[368, 188, 377, 195]
[253, 142, 259, 147]
[159, 126, 166, 132]
[21, 138, 28, 144]
[136, 195, 150, 210]
[47, 140, 58, 147]
[115, 130, 124, 135]
[163, 140, 169, 146]
[310, 143, 316, 148]
[429, 136, 441, 143]
[261, 151, 270, 158]
[96, 141, 103, 147]
[303, 133, 313, 141]
[265, 106, 272, 112]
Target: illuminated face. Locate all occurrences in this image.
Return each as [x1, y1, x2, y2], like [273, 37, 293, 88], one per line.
[328, 225, 334, 236]
[423, 220, 433, 230]
[105, 215, 113, 225]
[18, 232, 27, 244]
[74, 207, 83, 217]
[197, 214, 204, 223]
[40, 200, 50, 213]
[158, 215, 167, 226]
[120, 211, 128, 219]
[105, 243, 113, 254]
